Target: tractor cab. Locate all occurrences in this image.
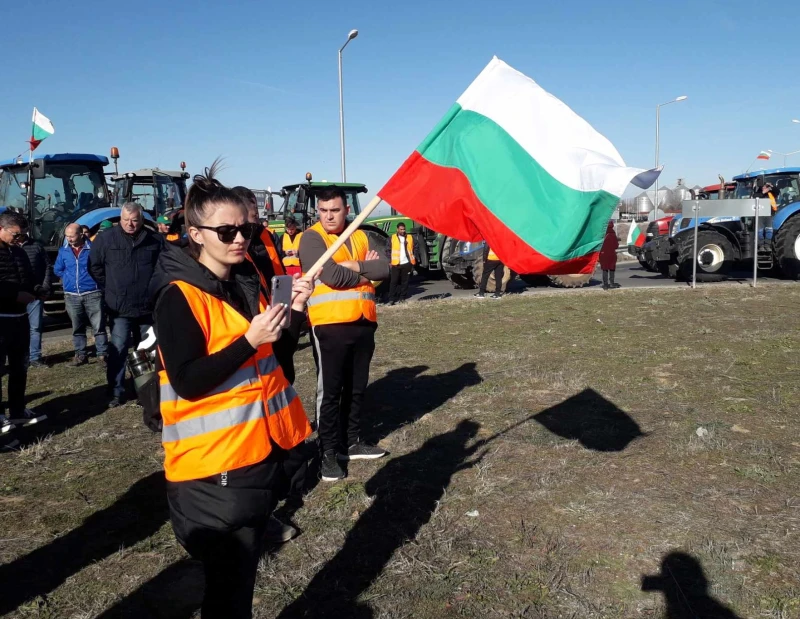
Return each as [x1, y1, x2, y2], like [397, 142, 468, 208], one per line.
[0, 153, 110, 249]
[111, 166, 189, 220]
[269, 173, 368, 235]
[732, 168, 800, 210]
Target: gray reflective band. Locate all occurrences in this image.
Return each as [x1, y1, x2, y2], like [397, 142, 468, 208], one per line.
[267, 385, 298, 416]
[162, 401, 264, 442]
[306, 291, 376, 307]
[160, 354, 280, 403]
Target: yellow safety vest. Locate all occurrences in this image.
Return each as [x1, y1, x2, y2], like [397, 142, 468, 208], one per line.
[391, 234, 416, 266]
[282, 232, 303, 268]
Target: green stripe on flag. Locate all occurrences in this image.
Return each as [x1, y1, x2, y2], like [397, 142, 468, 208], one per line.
[417, 104, 618, 262]
[32, 125, 53, 141]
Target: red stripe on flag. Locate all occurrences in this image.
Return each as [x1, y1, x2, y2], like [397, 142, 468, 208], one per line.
[379, 151, 598, 275]
[757, 154, 770, 160]
[28, 138, 42, 151]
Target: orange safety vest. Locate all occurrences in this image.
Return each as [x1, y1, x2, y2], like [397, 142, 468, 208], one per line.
[166, 233, 179, 242]
[487, 247, 500, 261]
[391, 234, 416, 266]
[304, 222, 377, 327]
[260, 228, 285, 276]
[158, 280, 311, 482]
[282, 231, 303, 268]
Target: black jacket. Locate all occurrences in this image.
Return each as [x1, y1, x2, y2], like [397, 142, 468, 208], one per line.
[19, 238, 52, 293]
[0, 243, 35, 315]
[89, 225, 165, 317]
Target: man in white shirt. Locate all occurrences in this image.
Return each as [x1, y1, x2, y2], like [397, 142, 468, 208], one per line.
[388, 223, 415, 305]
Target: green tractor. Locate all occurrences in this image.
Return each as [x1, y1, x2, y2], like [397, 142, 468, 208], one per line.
[264, 173, 391, 262]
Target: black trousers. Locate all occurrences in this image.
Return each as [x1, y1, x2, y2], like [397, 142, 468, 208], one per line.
[310, 322, 376, 453]
[388, 263, 413, 301]
[0, 316, 30, 417]
[167, 453, 282, 619]
[602, 269, 616, 286]
[479, 260, 505, 294]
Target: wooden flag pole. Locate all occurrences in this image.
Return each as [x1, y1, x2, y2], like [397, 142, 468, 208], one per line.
[303, 195, 384, 278]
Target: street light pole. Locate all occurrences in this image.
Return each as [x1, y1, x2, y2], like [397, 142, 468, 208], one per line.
[338, 29, 359, 183]
[653, 95, 688, 221]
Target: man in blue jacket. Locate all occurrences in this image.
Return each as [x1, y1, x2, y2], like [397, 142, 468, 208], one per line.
[89, 204, 164, 408]
[54, 224, 108, 367]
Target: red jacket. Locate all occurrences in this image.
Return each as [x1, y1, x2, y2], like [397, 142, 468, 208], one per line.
[599, 223, 618, 270]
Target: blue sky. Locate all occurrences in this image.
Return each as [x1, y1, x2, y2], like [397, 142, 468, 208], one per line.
[2, 0, 799, 214]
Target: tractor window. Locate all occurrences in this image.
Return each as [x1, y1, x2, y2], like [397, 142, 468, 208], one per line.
[734, 179, 755, 199]
[765, 175, 800, 208]
[0, 168, 29, 210]
[346, 191, 361, 214]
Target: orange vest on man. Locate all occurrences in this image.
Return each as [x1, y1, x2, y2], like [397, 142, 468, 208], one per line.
[260, 228, 285, 276]
[391, 233, 416, 266]
[304, 222, 376, 327]
[282, 231, 303, 268]
[158, 280, 311, 482]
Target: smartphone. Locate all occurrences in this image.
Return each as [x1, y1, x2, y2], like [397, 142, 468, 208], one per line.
[270, 275, 294, 328]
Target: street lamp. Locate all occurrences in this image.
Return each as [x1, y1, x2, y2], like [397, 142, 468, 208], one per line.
[653, 96, 688, 222]
[338, 29, 359, 182]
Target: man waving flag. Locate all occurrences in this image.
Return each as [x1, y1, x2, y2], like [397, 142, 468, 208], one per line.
[379, 57, 660, 275]
[29, 108, 55, 152]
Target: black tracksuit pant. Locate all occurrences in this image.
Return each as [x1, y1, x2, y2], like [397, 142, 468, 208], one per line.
[388, 263, 413, 302]
[0, 316, 30, 417]
[479, 260, 504, 295]
[310, 321, 376, 453]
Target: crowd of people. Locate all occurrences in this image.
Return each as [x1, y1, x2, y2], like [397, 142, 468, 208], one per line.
[0, 165, 394, 617]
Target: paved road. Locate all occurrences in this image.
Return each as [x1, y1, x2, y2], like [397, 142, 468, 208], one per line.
[42, 261, 791, 342]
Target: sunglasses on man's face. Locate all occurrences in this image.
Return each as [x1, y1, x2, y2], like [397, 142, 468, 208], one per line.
[195, 222, 261, 243]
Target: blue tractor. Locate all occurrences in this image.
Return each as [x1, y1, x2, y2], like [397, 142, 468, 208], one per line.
[645, 167, 800, 281]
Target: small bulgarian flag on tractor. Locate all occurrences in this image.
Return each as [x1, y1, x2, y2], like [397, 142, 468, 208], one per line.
[29, 108, 55, 152]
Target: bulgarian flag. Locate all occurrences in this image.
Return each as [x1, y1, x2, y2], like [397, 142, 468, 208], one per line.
[29, 108, 55, 152]
[757, 151, 770, 160]
[378, 57, 660, 274]
[627, 222, 646, 248]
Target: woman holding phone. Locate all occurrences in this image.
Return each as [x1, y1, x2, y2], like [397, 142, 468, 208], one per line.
[150, 162, 313, 618]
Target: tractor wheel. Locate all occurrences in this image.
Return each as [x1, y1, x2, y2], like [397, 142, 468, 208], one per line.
[547, 273, 593, 288]
[677, 230, 733, 282]
[656, 260, 671, 277]
[638, 256, 658, 272]
[440, 235, 477, 289]
[774, 215, 800, 279]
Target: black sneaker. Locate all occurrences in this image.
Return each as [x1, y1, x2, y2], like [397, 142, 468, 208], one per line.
[107, 397, 125, 409]
[1, 419, 16, 435]
[8, 409, 48, 426]
[473, 293, 486, 299]
[490, 293, 502, 300]
[28, 359, 49, 369]
[339, 441, 387, 461]
[321, 450, 345, 482]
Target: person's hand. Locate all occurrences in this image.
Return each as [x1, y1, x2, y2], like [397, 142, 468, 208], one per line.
[291, 272, 318, 311]
[245, 303, 287, 348]
[16, 291, 35, 305]
[365, 250, 380, 261]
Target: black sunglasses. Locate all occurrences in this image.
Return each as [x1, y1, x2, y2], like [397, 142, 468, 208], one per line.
[195, 222, 260, 243]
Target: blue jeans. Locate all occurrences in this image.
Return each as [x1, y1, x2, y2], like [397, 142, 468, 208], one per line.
[64, 292, 108, 358]
[107, 313, 152, 399]
[26, 299, 44, 363]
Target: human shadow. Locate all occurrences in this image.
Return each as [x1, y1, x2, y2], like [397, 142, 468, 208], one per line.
[277, 419, 485, 618]
[95, 559, 204, 619]
[0, 471, 169, 615]
[363, 363, 482, 445]
[642, 552, 743, 618]
[13, 384, 112, 448]
[534, 388, 646, 451]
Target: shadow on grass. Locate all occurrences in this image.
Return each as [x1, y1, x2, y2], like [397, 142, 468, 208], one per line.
[278, 419, 484, 618]
[13, 384, 111, 449]
[364, 362, 482, 445]
[534, 388, 646, 452]
[96, 559, 204, 619]
[642, 551, 743, 619]
[0, 472, 169, 616]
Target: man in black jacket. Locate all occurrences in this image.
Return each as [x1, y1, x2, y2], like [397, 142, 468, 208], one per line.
[0, 212, 48, 430]
[17, 222, 52, 368]
[90, 203, 165, 408]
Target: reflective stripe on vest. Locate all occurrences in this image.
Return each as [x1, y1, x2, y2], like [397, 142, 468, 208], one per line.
[304, 222, 377, 327]
[391, 234, 415, 266]
[282, 232, 302, 267]
[260, 228, 285, 276]
[158, 280, 310, 482]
